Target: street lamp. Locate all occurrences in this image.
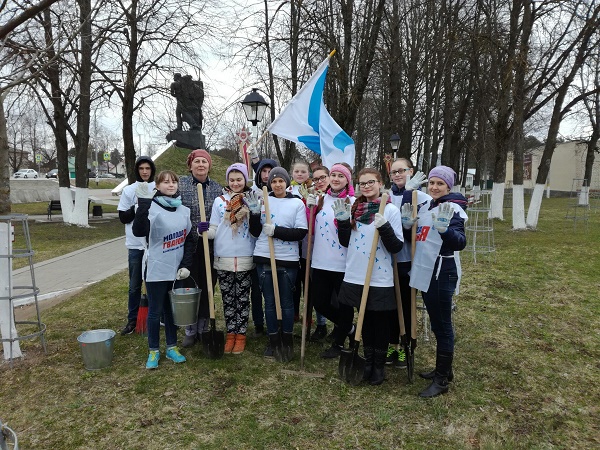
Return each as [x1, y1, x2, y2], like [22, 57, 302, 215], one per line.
[390, 133, 400, 160]
[241, 88, 269, 180]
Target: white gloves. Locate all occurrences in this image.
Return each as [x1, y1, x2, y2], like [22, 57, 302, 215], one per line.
[298, 185, 310, 200]
[262, 223, 275, 236]
[206, 224, 217, 240]
[135, 182, 155, 199]
[373, 213, 387, 229]
[332, 199, 351, 221]
[405, 171, 427, 191]
[244, 191, 262, 214]
[246, 145, 259, 161]
[306, 193, 319, 207]
[176, 268, 190, 280]
[401, 203, 417, 229]
[431, 203, 454, 234]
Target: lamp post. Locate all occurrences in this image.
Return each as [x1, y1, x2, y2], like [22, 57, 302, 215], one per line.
[241, 88, 269, 177]
[390, 133, 400, 160]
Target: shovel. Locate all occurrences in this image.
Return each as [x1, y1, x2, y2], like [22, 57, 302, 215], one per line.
[197, 185, 224, 359]
[393, 258, 411, 378]
[407, 189, 419, 382]
[339, 193, 389, 385]
[262, 187, 292, 362]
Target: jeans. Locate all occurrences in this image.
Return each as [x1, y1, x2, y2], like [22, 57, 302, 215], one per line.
[422, 266, 458, 354]
[127, 249, 144, 323]
[146, 280, 178, 350]
[257, 264, 297, 334]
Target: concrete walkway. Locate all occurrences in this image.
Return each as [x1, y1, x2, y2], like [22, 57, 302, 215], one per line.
[12, 236, 128, 309]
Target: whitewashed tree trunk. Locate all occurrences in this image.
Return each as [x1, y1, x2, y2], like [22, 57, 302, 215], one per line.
[512, 184, 526, 230]
[0, 222, 22, 359]
[578, 185, 589, 205]
[60, 186, 89, 226]
[526, 183, 546, 229]
[490, 182, 505, 220]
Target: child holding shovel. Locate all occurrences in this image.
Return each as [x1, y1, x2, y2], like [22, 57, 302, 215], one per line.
[334, 168, 404, 385]
[247, 167, 308, 360]
[402, 165, 467, 397]
[308, 163, 356, 357]
[132, 170, 195, 369]
[201, 163, 256, 355]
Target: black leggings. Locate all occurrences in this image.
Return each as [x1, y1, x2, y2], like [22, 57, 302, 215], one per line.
[337, 303, 390, 351]
[311, 268, 345, 324]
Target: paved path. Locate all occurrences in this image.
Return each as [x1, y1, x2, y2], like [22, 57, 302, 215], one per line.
[12, 236, 128, 308]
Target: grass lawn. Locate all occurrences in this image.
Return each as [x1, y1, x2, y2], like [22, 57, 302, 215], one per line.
[1, 198, 599, 449]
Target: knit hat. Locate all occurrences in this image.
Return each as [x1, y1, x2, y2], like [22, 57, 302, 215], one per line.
[267, 167, 291, 190]
[330, 163, 355, 197]
[428, 165, 456, 190]
[226, 163, 249, 183]
[254, 158, 279, 188]
[186, 149, 212, 169]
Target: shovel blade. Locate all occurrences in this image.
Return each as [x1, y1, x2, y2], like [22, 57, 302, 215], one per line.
[406, 340, 416, 383]
[346, 353, 366, 386]
[202, 328, 225, 359]
[269, 332, 284, 362]
[338, 348, 352, 380]
[282, 332, 294, 362]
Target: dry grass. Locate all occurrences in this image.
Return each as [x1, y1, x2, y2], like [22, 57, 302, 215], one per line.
[1, 197, 599, 449]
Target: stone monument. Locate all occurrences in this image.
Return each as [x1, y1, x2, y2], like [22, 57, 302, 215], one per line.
[166, 73, 206, 149]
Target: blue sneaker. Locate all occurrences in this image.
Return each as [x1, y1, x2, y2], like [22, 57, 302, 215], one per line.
[166, 346, 186, 363]
[146, 350, 160, 369]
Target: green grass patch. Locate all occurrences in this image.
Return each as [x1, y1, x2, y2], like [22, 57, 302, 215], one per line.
[1, 198, 599, 449]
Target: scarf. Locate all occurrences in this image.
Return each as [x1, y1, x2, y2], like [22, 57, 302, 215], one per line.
[327, 184, 355, 199]
[352, 197, 390, 225]
[223, 188, 249, 232]
[155, 194, 182, 208]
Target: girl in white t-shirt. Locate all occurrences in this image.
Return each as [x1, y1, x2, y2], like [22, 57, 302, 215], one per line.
[333, 168, 404, 385]
[203, 163, 256, 355]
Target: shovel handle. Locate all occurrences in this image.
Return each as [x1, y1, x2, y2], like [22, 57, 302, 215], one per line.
[262, 187, 283, 321]
[410, 189, 418, 340]
[197, 185, 216, 320]
[354, 193, 389, 343]
[393, 259, 406, 337]
[300, 201, 316, 368]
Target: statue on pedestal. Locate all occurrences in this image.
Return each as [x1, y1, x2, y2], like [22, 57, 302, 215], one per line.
[167, 73, 206, 149]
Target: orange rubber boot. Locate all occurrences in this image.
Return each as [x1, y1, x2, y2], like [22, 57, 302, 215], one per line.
[232, 334, 246, 354]
[224, 333, 235, 353]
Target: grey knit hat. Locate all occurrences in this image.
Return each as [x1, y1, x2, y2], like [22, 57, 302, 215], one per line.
[267, 167, 291, 190]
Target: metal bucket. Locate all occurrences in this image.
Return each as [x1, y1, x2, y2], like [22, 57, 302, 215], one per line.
[169, 277, 201, 326]
[77, 329, 116, 370]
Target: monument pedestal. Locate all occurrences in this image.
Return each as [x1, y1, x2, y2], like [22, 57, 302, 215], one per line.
[166, 129, 205, 150]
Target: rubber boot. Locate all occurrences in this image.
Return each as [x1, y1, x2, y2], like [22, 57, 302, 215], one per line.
[362, 346, 374, 382]
[369, 348, 387, 386]
[224, 333, 235, 354]
[269, 333, 283, 362]
[419, 367, 454, 382]
[419, 351, 453, 398]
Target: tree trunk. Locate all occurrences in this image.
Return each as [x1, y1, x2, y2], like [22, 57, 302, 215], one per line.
[0, 97, 9, 215]
[123, 0, 138, 184]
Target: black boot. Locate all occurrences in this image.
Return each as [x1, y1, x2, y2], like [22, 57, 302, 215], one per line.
[419, 367, 454, 382]
[419, 351, 453, 398]
[282, 332, 294, 362]
[362, 346, 374, 382]
[269, 333, 283, 362]
[369, 348, 387, 386]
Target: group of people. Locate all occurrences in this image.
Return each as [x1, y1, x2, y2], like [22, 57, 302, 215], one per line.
[117, 148, 468, 398]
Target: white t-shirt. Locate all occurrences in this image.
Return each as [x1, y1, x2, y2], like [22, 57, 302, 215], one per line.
[210, 193, 256, 258]
[311, 194, 355, 272]
[390, 189, 431, 263]
[118, 181, 156, 249]
[253, 196, 308, 262]
[342, 202, 403, 288]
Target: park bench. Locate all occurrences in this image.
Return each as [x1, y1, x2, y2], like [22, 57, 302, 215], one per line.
[47, 199, 93, 220]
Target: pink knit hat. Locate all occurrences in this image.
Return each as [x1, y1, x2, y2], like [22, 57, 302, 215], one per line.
[330, 163, 355, 196]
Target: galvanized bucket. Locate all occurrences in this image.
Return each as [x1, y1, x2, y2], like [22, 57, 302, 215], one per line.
[77, 329, 116, 370]
[169, 277, 201, 326]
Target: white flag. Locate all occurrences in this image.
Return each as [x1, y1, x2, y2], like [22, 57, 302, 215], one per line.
[267, 54, 355, 169]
